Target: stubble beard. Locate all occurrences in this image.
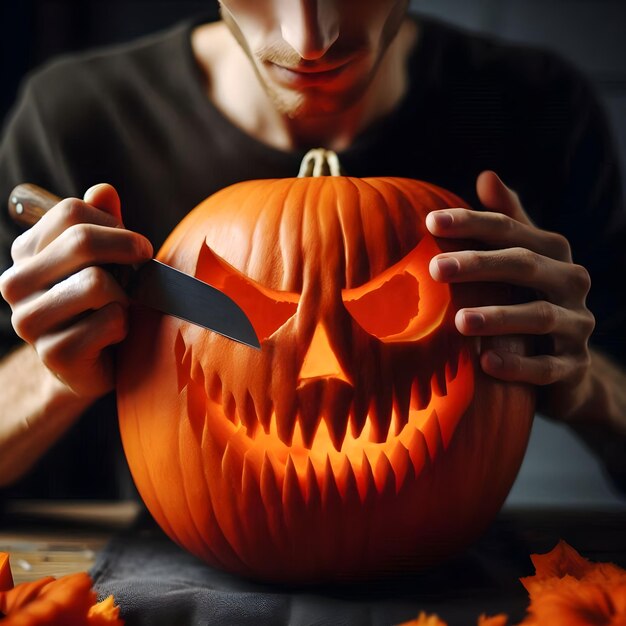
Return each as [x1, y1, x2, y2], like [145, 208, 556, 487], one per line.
[221, 8, 373, 120]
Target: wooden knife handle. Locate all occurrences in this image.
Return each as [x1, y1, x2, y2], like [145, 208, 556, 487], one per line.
[8, 183, 61, 227]
[7, 183, 134, 288]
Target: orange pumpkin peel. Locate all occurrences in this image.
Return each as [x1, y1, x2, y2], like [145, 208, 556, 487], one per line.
[397, 540, 626, 626]
[0, 552, 123, 625]
[0, 554, 12, 593]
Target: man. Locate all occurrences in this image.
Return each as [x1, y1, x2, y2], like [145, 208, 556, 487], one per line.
[0, 0, 624, 496]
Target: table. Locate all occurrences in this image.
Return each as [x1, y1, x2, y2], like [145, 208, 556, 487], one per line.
[0, 499, 140, 584]
[1, 501, 625, 625]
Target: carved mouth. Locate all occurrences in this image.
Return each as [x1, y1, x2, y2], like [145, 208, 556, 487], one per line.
[177, 331, 474, 488]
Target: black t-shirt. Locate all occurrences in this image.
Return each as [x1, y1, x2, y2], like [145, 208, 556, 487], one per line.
[1, 14, 624, 498]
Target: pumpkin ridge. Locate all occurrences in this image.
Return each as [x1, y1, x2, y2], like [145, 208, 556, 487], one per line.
[216, 442, 256, 569]
[276, 178, 299, 291]
[232, 179, 268, 264]
[382, 177, 467, 217]
[118, 325, 180, 543]
[245, 180, 287, 284]
[164, 326, 250, 570]
[279, 177, 307, 291]
[177, 396, 214, 559]
[360, 177, 411, 266]
[349, 177, 402, 279]
[333, 176, 371, 289]
[207, 370, 223, 406]
[363, 178, 418, 250]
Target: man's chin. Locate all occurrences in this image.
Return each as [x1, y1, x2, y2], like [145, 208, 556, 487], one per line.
[266, 85, 366, 120]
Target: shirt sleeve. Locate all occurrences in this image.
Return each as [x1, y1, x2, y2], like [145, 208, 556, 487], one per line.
[0, 69, 82, 357]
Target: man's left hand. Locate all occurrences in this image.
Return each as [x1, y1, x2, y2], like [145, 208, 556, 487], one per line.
[426, 170, 595, 420]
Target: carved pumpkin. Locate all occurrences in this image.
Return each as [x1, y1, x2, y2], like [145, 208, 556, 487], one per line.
[117, 149, 535, 583]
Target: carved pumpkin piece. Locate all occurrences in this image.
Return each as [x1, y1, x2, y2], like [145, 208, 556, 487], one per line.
[0, 552, 123, 625]
[117, 150, 534, 583]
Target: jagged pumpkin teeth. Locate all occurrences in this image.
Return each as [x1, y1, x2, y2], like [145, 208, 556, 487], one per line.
[373, 452, 395, 495]
[274, 407, 295, 445]
[349, 397, 369, 439]
[305, 458, 321, 506]
[445, 359, 456, 383]
[223, 393, 237, 425]
[254, 394, 273, 435]
[220, 441, 232, 477]
[238, 392, 256, 436]
[117, 148, 535, 583]
[283, 455, 303, 506]
[389, 440, 413, 491]
[260, 453, 281, 510]
[402, 426, 429, 477]
[357, 451, 376, 502]
[410, 375, 430, 410]
[432, 366, 447, 397]
[208, 372, 222, 405]
[335, 456, 358, 502]
[392, 406, 409, 437]
[321, 457, 342, 506]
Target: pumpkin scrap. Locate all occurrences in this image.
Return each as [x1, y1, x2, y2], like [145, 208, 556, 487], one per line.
[397, 612, 510, 626]
[0, 554, 12, 593]
[396, 540, 626, 626]
[519, 540, 626, 626]
[477, 616, 509, 626]
[0, 552, 123, 625]
[399, 612, 448, 625]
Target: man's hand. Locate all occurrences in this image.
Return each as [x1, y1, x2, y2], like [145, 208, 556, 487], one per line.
[0, 184, 153, 398]
[426, 170, 596, 421]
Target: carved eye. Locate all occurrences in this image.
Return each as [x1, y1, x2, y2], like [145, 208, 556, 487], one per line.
[342, 235, 450, 343]
[196, 245, 299, 342]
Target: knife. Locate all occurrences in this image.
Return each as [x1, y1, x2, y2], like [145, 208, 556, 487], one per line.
[7, 183, 260, 349]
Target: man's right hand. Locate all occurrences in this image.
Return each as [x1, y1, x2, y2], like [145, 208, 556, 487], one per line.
[0, 183, 153, 398]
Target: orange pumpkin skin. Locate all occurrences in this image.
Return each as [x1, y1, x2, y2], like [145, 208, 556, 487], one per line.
[0, 553, 13, 592]
[0, 552, 123, 625]
[117, 173, 535, 583]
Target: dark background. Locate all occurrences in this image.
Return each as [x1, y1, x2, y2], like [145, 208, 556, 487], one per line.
[1, 0, 625, 507]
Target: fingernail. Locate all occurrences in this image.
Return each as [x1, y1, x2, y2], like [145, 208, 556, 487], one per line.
[464, 311, 484, 331]
[83, 183, 105, 202]
[436, 257, 459, 279]
[137, 238, 153, 258]
[432, 212, 453, 229]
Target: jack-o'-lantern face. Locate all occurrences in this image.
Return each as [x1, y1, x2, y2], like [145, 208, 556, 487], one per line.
[117, 152, 534, 583]
[176, 226, 473, 475]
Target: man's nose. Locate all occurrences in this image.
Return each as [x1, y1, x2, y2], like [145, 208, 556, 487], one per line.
[279, 0, 339, 60]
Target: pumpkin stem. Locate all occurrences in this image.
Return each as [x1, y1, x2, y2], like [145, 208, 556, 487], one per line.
[297, 148, 343, 177]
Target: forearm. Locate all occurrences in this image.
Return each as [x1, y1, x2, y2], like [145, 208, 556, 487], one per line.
[567, 348, 626, 431]
[0, 343, 93, 487]
[567, 347, 626, 489]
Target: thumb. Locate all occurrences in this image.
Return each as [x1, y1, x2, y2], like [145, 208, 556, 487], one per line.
[476, 170, 533, 226]
[83, 183, 123, 225]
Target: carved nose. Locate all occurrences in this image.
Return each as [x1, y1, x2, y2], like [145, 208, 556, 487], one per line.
[298, 322, 350, 384]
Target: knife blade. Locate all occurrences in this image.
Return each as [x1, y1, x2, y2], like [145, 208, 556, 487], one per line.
[8, 183, 260, 349]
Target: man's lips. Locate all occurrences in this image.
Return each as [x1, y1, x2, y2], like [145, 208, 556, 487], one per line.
[266, 59, 354, 86]
[281, 59, 350, 74]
